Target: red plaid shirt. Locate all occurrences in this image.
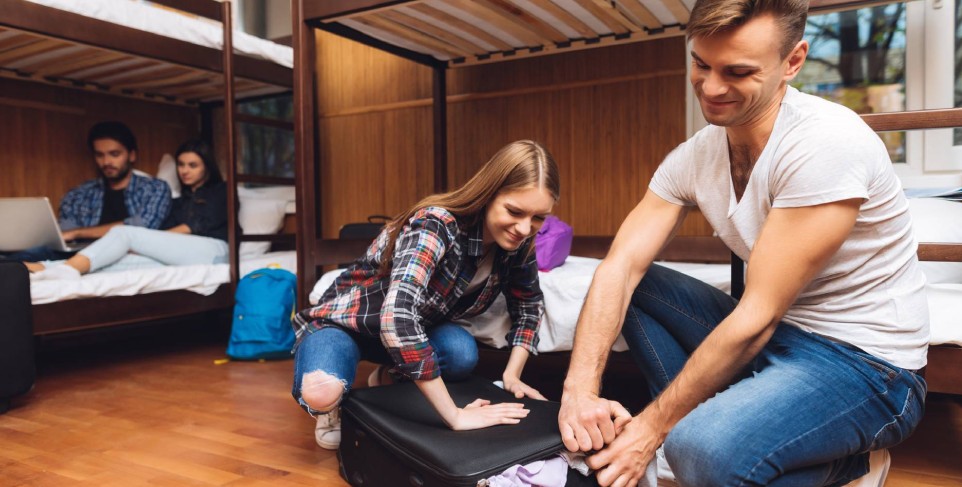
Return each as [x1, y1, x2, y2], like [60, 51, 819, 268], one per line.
[292, 207, 544, 380]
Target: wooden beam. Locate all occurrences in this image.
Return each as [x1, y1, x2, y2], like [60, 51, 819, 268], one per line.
[918, 243, 962, 262]
[407, 3, 514, 52]
[861, 108, 962, 132]
[149, 0, 223, 21]
[306, 0, 421, 21]
[293, 0, 320, 309]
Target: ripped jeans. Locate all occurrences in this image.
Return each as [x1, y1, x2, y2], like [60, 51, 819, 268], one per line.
[292, 323, 479, 416]
[620, 264, 927, 487]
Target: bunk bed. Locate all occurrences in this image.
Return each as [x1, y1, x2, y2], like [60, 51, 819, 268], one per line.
[292, 0, 962, 396]
[1, 0, 295, 335]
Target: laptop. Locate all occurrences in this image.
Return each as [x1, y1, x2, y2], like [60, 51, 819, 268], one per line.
[0, 197, 89, 252]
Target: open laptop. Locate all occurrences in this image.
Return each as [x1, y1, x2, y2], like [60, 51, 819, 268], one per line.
[0, 197, 89, 252]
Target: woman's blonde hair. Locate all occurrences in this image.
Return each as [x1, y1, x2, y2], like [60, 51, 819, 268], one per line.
[378, 140, 560, 276]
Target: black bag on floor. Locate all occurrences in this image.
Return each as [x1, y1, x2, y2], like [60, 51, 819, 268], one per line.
[0, 261, 35, 414]
[338, 376, 599, 486]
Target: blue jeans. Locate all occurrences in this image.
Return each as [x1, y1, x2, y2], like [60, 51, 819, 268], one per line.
[621, 264, 926, 487]
[75, 226, 228, 272]
[292, 323, 479, 415]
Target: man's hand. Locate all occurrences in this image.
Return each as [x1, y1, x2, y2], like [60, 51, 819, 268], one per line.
[558, 391, 631, 452]
[587, 415, 663, 487]
[502, 374, 546, 400]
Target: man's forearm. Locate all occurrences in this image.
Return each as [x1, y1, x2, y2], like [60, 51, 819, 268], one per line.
[564, 261, 639, 395]
[71, 222, 122, 240]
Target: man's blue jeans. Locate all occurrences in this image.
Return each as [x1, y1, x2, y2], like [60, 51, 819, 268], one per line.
[621, 264, 926, 486]
[292, 323, 479, 415]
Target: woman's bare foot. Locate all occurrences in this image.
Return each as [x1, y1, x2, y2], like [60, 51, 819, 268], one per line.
[24, 262, 45, 273]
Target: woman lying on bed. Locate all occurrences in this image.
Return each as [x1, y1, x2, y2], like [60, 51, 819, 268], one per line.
[293, 140, 558, 450]
[28, 139, 227, 279]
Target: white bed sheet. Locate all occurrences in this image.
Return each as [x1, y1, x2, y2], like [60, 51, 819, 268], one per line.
[25, 0, 293, 68]
[310, 255, 961, 352]
[30, 250, 296, 305]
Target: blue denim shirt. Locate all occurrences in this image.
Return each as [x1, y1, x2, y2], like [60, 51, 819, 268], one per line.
[58, 173, 172, 230]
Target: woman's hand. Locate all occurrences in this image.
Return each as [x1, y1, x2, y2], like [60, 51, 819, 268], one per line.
[447, 398, 530, 431]
[502, 374, 546, 400]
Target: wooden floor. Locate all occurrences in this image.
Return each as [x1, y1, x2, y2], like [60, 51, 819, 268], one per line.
[1, 322, 961, 486]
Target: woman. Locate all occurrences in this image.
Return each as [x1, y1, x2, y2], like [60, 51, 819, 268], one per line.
[294, 140, 560, 450]
[28, 139, 228, 278]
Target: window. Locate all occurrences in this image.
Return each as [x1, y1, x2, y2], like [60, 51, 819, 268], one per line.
[237, 95, 294, 179]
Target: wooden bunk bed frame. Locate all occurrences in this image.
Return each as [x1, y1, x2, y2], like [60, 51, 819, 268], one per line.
[293, 0, 962, 395]
[2, 0, 294, 335]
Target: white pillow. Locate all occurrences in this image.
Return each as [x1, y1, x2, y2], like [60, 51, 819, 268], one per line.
[156, 153, 181, 198]
[907, 198, 962, 284]
[238, 197, 287, 257]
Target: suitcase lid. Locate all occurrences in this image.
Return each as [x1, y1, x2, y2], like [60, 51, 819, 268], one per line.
[341, 376, 565, 483]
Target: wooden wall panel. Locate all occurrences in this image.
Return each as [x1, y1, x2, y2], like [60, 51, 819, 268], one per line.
[314, 32, 714, 239]
[0, 78, 198, 212]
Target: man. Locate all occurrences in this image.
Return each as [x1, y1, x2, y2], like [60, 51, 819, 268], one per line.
[8, 121, 171, 262]
[558, 0, 928, 485]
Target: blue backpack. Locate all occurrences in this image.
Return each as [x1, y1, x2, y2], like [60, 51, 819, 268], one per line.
[226, 268, 297, 360]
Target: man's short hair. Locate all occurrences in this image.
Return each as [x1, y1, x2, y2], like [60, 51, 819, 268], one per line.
[87, 121, 137, 153]
[687, 0, 809, 59]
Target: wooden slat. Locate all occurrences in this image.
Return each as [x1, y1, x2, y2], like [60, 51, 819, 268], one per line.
[918, 243, 962, 262]
[407, 3, 515, 52]
[379, 9, 490, 55]
[0, 39, 69, 65]
[522, 0, 598, 39]
[861, 108, 962, 132]
[77, 59, 156, 83]
[589, 0, 644, 32]
[14, 47, 104, 74]
[480, 0, 570, 44]
[32, 50, 128, 78]
[447, 0, 548, 47]
[114, 70, 209, 91]
[102, 66, 188, 86]
[0, 32, 40, 52]
[570, 0, 631, 34]
[308, 0, 421, 21]
[614, 0, 661, 30]
[354, 15, 465, 58]
[655, 0, 691, 24]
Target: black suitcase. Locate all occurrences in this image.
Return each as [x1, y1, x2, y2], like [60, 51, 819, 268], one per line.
[338, 376, 599, 486]
[0, 261, 35, 413]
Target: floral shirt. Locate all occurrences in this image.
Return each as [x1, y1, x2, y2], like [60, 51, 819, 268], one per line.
[292, 207, 543, 380]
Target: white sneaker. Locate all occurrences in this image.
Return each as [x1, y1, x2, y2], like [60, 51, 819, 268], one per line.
[314, 408, 341, 450]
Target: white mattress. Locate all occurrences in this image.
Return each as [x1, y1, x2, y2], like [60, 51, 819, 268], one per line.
[30, 250, 296, 305]
[310, 256, 962, 351]
[25, 0, 293, 68]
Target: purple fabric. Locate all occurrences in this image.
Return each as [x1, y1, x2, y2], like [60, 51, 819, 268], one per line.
[486, 456, 569, 486]
[535, 216, 573, 271]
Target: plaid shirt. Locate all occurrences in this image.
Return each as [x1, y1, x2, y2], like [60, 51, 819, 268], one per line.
[293, 207, 544, 380]
[58, 173, 172, 231]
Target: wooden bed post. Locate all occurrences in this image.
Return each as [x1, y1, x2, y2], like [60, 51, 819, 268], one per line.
[222, 0, 239, 288]
[433, 66, 448, 193]
[294, 0, 319, 309]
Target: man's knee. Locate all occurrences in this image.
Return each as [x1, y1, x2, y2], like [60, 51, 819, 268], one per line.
[299, 371, 346, 411]
[441, 340, 478, 381]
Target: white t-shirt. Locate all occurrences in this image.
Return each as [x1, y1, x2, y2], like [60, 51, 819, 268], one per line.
[649, 87, 929, 370]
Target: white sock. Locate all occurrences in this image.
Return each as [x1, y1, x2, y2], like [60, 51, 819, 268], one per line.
[30, 264, 82, 281]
